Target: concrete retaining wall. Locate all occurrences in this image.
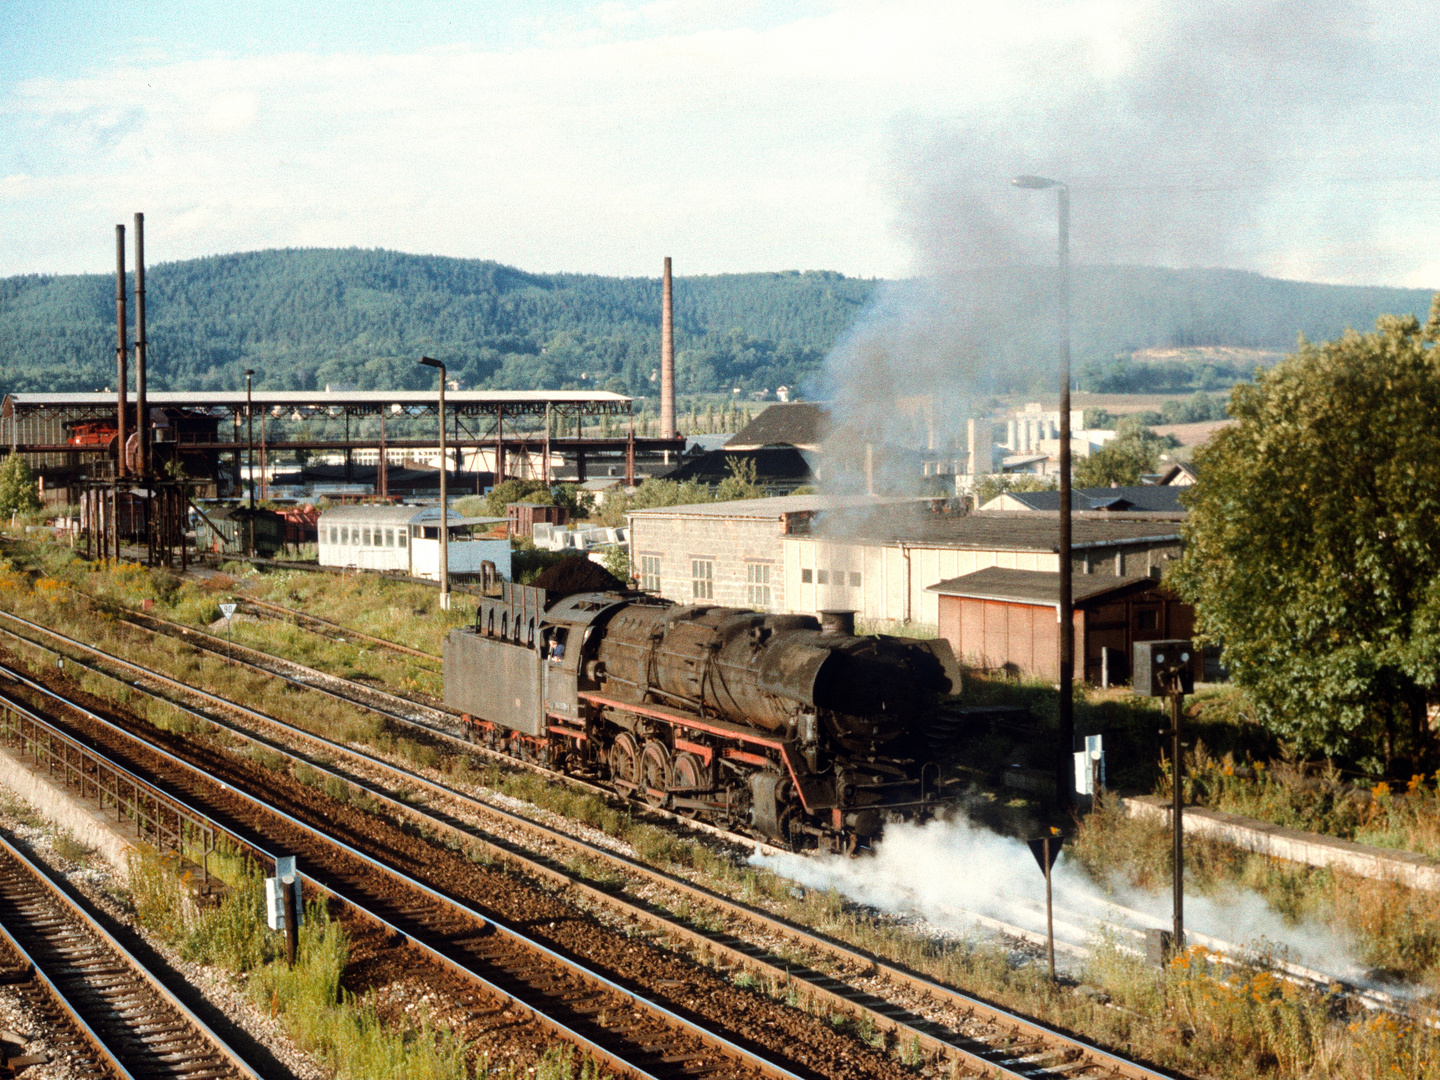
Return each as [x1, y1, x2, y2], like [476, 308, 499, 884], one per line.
[0, 745, 136, 882]
[1123, 794, 1440, 892]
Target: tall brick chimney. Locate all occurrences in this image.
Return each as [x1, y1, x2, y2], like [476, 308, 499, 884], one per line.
[660, 256, 676, 439]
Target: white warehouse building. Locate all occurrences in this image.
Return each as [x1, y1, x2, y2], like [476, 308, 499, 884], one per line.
[317, 505, 512, 581]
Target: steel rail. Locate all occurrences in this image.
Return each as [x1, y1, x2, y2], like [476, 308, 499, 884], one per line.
[0, 660, 809, 1080]
[0, 829, 261, 1080]
[0, 610, 1174, 1079]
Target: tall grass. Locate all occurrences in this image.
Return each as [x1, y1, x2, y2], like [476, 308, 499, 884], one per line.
[127, 850, 469, 1079]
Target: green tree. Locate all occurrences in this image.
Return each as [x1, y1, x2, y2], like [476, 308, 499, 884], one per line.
[0, 454, 42, 518]
[714, 457, 764, 502]
[973, 473, 1056, 507]
[1073, 419, 1173, 487]
[483, 478, 550, 517]
[1169, 300, 1440, 773]
[551, 483, 596, 521]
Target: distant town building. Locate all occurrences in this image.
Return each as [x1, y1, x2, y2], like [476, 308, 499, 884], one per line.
[979, 485, 1187, 517]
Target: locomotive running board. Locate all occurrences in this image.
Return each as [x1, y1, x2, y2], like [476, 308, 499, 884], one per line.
[577, 692, 832, 812]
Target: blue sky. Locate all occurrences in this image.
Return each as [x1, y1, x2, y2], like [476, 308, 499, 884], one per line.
[3, 0, 1438, 287]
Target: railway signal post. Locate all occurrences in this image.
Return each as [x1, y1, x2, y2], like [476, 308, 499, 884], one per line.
[1134, 639, 1196, 959]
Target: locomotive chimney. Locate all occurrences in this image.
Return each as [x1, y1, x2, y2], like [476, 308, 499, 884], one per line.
[819, 610, 856, 636]
[660, 256, 676, 439]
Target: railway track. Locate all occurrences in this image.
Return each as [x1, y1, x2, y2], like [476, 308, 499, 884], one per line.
[64, 594, 780, 853]
[0, 665, 825, 1080]
[0, 828, 263, 1080]
[0, 607, 1179, 1080]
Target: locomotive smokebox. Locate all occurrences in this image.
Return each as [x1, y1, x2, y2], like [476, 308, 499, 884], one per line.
[819, 610, 856, 636]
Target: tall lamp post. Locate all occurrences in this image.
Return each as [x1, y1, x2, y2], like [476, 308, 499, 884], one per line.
[1013, 174, 1073, 810]
[419, 356, 450, 610]
[244, 369, 256, 556]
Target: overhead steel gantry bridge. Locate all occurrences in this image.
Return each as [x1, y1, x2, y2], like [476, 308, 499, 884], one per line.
[2, 389, 684, 486]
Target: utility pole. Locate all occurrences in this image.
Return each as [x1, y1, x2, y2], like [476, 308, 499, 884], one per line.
[1012, 175, 1073, 809]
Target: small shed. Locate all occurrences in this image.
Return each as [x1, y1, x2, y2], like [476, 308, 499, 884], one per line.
[507, 502, 566, 536]
[927, 567, 1199, 686]
[195, 506, 286, 558]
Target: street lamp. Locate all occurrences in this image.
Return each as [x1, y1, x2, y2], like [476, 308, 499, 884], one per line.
[419, 356, 449, 610]
[1012, 174, 1073, 811]
[244, 369, 256, 556]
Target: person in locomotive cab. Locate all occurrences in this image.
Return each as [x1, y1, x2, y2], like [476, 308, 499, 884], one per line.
[547, 630, 565, 661]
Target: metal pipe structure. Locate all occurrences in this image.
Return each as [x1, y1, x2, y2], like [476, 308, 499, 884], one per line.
[114, 225, 128, 478]
[1012, 174, 1073, 810]
[133, 213, 148, 479]
[420, 356, 449, 610]
[660, 256, 676, 439]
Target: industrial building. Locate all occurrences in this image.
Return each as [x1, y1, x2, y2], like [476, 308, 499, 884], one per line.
[626, 494, 912, 611]
[1, 388, 674, 505]
[627, 495, 1183, 631]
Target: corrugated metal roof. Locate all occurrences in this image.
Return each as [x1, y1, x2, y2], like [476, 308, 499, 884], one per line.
[317, 505, 504, 527]
[926, 567, 1159, 605]
[627, 493, 914, 520]
[811, 509, 1181, 551]
[992, 486, 1187, 513]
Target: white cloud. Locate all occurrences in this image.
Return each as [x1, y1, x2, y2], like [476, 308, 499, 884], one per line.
[1, 0, 1437, 286]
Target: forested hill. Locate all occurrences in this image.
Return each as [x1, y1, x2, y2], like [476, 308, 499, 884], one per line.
[0, 247, 1433, 399]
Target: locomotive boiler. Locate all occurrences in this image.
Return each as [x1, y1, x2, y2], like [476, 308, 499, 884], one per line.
[444, 581, 963, 852]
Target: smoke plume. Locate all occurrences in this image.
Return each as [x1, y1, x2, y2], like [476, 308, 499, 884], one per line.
[815, 0, 1368, 492]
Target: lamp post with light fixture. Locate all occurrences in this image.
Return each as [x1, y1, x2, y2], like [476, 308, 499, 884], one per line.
[244, 369, 256, 556]
[419, 356, 450, 610]
[1012, 174, 1073, 810]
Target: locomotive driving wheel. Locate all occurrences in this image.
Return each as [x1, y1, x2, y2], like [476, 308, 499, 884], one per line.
[668, 752, 707, 817]
[639, 742, 671, 808]
[609, 732, 640, 793]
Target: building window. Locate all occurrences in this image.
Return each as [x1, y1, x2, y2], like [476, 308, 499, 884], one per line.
[340, 527, 349, 544]
[641, 555, 661, 592]
[816, 569, 829, 585]
[398, 529, 407, 548]
[329, 526, 338, 544]
[1137, 609, 1158, 631]
[746, 563, 771, 609]
[801, 568, 813, 584]
[849, 572, 862, 587]
[362, 527, 372, 546]
[385, 528, 394, 547]
[691, 560, 713, 599]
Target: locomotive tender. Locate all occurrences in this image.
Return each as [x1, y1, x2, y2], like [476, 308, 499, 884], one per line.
[444, 581, 963, 852]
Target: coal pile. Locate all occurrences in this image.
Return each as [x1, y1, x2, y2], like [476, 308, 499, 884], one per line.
[531, 555, 626, 597]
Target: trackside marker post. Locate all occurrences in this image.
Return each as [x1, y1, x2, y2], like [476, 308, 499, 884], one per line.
[219, 602, 236, 662]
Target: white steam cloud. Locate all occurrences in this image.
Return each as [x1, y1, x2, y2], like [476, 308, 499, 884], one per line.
[753, 814, 1372, 984]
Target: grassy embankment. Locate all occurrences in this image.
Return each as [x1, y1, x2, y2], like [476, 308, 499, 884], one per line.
[2, 541, 1439, 1077]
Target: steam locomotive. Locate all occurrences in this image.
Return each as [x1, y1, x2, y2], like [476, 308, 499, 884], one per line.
[444, 582, 964, 852]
